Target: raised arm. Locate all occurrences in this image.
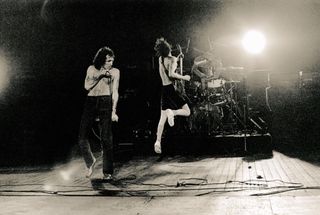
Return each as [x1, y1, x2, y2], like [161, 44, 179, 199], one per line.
[84, 66, 106, 91]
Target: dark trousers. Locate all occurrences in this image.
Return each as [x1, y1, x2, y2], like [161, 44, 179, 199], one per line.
[78, 96, 113, 175]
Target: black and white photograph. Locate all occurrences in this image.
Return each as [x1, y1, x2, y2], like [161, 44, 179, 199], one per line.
[1, 0, 320, 214]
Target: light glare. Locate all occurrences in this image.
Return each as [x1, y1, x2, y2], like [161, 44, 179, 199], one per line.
[242, 30, 266, 54]
[0, 54, 10, 93]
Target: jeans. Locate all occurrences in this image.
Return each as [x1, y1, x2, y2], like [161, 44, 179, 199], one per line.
[78, 96, 113, 175]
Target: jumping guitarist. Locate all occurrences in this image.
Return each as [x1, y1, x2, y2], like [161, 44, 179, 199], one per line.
[153, 37, 191, 154]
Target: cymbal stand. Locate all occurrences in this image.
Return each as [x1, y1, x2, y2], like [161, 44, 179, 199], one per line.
[221, 82, 246, 134]
[265, 72, 272, 112]
[242, 70, 267, 152]
[243, 73, 248, 152]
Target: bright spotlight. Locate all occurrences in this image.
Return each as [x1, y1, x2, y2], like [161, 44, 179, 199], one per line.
[242, 30, 266, 54]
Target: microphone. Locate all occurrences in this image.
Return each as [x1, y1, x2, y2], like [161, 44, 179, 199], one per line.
[103, 70, 112, 79]
[186, 38, 190, 53]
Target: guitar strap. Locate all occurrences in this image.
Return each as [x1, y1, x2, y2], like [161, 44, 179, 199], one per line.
[88, 78, 102, 91]
[161, 57, 174, 82]
[161, 56, 190, 103]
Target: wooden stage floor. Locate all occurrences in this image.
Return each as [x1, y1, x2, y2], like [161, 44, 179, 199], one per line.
[1, 151, 320, 214]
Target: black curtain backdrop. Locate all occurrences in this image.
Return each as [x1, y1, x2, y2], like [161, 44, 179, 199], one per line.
[0, 0, 222, 166]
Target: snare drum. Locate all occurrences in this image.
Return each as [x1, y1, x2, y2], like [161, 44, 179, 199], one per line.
[207, 78, 226, 88]
[206, 78, 226, 106]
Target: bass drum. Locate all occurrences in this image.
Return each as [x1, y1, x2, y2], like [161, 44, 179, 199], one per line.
[188, 102, 223, 135]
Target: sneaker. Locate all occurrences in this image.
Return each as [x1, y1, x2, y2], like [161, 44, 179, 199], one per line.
[103, 174, 113, 181]
[154, 140, 162, 154]
[86, 157, 96, 178]
[166, 109, 175, 127]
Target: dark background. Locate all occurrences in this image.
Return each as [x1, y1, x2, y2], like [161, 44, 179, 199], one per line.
[1, 0, 320, 166]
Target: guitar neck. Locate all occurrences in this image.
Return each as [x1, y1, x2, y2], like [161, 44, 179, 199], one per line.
[179, 57, 183, 75]
[177, 44, 183, 75]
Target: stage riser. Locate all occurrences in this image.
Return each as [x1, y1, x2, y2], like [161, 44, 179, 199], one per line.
[163, 134, 272, 155]
[127, 134, 272, 156]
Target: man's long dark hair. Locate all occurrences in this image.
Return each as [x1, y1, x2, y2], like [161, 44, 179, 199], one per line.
[154, 37, 171, 58]
[93, 46, 115, 70]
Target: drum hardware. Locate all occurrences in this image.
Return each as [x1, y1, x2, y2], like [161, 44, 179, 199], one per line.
[266, 72, 272, 112]
[185, 75, 268, 136]
[238, 71, 270, 151]
[212, 99, 227, 106]
[186, 75, 228, 135]
[249, 118, 262, 130]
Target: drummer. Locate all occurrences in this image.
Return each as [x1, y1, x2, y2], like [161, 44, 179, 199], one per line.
[191, 53, 223, 90]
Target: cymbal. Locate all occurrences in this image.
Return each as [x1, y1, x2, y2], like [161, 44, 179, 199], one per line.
[194, 57, 222, 69]
[225, 80, 241, 83]
[203, 75, 216, 81]
[216, 66, 244, 71]
[193, 47, 214, 55]
[193, 57, 209, 66]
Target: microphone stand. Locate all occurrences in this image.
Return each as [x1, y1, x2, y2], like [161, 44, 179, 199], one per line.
[243, 71, 248, 152]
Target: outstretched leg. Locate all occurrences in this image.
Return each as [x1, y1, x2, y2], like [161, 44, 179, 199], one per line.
[154, 110, 167, 154]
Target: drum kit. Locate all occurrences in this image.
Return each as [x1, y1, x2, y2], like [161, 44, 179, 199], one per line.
[182, 53, 248, 136]
[171, 41, 268, 136]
